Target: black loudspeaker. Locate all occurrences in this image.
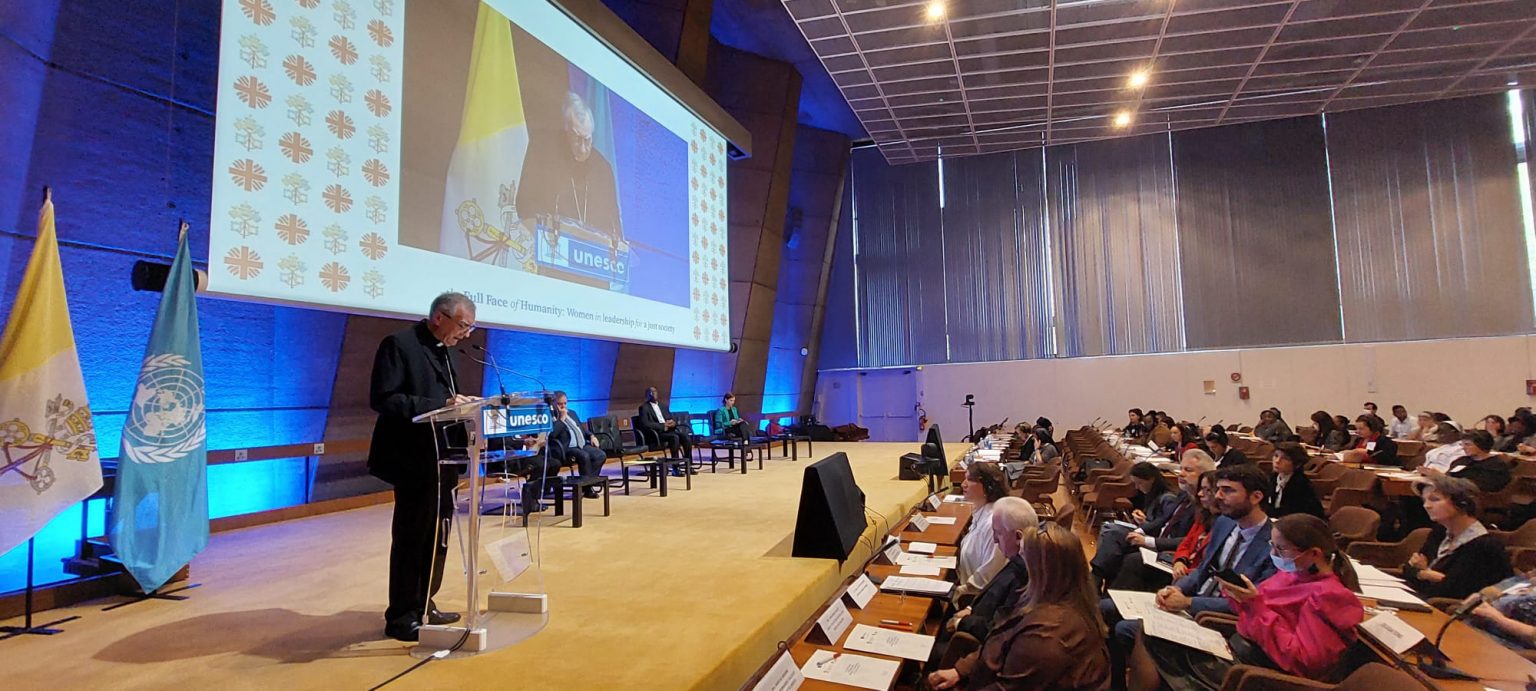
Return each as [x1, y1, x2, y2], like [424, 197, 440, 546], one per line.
[899, 452, 927, 480]
[792, 452, 867, 561]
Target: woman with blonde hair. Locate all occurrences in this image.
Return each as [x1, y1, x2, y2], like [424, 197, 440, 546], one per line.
[929, 522, 1111, 690]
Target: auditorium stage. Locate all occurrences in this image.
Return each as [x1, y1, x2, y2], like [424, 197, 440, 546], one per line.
[1, 442, 935, 690]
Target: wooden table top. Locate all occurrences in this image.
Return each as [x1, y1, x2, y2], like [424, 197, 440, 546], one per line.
[1360, 601, 1536, 690]
[891, 500, 975, 547]
[786, 592, 938, 690]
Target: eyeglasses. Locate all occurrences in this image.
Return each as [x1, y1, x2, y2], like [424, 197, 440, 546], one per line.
[437, 310, 476, 335]
[1270, 542, 1301, 557]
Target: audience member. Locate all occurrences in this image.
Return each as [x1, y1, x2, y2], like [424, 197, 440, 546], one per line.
[1148, 415, 1173, 448]
[1253, 408, 1292, 443]
[1340, 414, 1398, 466]
[1124, 409, 1147, 439]
[1406, 410, 1437, 441]
[1387, 404, 1415, 439]
[1469, 570, 1536, 651]
[1402, 475, 1513, 599]
[1144, 514, 1364, 687]
[1426, 430, 1512, 493]
[1030, 427, 1060, 465]
[1269, 443, 1323, 518]
[1168, 422, 1198, 460]
[1364, 401, 1379, 417]
[1327, 414, 1354, 451]
[929, 523, 1111, 691]
[1090, 461, 1184, 587]
[956, 462, 1010, 598]
[947, 497, 1040, 643]
[1108, 455, 1216, 592]
[1419, 423, 1467, 472]
[1498, 411, 1536, 455]
[1205, 430, 1247, 468]
[1168, 472, 1219, 581]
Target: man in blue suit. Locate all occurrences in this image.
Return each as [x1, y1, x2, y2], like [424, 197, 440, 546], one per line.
[1101, 464, 1276, 689]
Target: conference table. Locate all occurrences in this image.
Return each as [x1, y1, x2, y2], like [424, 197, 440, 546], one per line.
[1359, 599, 1536, 690]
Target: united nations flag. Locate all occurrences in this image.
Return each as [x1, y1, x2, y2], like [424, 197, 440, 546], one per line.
[110, 224, 208, 592]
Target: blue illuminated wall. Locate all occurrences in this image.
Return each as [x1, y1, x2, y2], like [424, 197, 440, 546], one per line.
[480, 329, 619, 416]
[1, 0, 343, 591]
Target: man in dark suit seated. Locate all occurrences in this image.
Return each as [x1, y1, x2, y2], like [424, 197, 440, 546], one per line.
[1101, 464, 1278, 686]
[949, 497, 1039, 642]
[637, 386, 692, 475]
[367, 292, 478, 642]
[547, 390, 605, 498]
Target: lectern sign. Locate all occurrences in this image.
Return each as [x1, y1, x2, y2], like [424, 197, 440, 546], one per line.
[482, 404, 550, 438]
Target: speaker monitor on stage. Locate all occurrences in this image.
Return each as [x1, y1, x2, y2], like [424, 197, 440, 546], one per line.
[791, 452, 867, 561]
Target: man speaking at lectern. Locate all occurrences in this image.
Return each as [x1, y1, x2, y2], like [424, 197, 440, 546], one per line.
[368, 292, 477, 642]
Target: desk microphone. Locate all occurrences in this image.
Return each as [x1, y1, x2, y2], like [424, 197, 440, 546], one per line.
[458, 348, 509, 406]
[1420, 585, 1503, 680]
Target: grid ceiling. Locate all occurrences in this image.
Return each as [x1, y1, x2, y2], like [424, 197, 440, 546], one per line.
[783, 0, 1536, 163]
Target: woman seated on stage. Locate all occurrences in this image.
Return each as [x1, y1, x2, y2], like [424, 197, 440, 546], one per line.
[1089, 461, 1185, 588]
[1268, 444, 1323, 518]
[1339, 414, 1398, 466]
[1141, 514, 1365, 687]
[929, 522, 1111, 691]
[1469, 570, 1536, 651]
[1253, 408, 1293, 443]
[710, 392, 747, 441]
[1402, 475, 1513, 600]
[1110, 468, 1218, 592]
[955, 462, 1010, 598]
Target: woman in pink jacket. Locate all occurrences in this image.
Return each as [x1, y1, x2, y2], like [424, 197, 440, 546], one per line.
[1146, 514, 1364, 689]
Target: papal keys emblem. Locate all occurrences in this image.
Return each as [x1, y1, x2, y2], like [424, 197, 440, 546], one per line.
[121, 354, 206, 464]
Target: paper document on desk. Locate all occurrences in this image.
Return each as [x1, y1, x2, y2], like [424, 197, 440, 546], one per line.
[1350, 561, 1406, 586]
[895, 552, 957, 569]
[907, 541, 938, 554]
[1139, 547, 1174, 574]
[899, 564, 941, 576]
[1359, 612, 1425, 655]
[879, 575, 953, 596]
[842, 623, 936, 661]
[1357, 584, 1431, 610]
[942, 494, 969, 504]
[925, 516, 957, 525]
[1141, 608, 1233, 660]
[801, 650, 899, 691]
[1107, 590, 1160, 620]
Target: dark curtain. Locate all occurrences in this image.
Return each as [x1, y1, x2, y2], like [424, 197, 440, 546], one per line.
[1174, 116, 1342, 349]
[941, 151, 1053, 362]
[851, 148, 947, 366]
[1047, 133, 1184, 357]
[1326, 94, 1533, 341]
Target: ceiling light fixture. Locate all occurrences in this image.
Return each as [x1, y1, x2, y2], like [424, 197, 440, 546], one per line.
[1127, 69, 1150, 89]
[1113, 111, 1133, 129]
[925, 1, 945, 22]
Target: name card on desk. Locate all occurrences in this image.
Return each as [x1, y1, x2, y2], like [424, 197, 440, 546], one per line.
[922, 492, 943, 511]
[751, 652, 804, 691]
[844, 574, 878, 609]
[878, 542, 902, 565]
[1359, 612, 1426, 655]
[908, 513, 931, 532]
[811, 599, 853, 645]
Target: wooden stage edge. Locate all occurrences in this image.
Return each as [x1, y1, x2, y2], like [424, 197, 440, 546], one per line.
[0, 443, 938, 691]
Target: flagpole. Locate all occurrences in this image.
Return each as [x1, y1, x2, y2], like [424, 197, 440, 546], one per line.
[0, 538, 80, 640]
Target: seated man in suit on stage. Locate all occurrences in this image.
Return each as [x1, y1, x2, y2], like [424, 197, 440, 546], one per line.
[547, 390, 605, 498]
[711, 392, 749, 441]
[637, 386, 693, 475]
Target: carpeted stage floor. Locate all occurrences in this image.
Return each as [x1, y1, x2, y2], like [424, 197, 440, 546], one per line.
[2, 442, 935, 690]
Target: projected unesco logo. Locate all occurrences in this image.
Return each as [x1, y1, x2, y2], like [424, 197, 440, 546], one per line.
[122, 354, 206, 465]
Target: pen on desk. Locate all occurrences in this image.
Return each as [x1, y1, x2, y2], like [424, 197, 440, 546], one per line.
[879, 619, 912, 626]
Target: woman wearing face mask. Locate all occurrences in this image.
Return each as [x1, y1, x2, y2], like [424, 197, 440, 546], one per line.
[1146, 514, 1365, 688]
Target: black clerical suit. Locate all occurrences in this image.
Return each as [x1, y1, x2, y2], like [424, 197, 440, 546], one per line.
[637, 399, 691, 459]
[368, 320, 461, 630]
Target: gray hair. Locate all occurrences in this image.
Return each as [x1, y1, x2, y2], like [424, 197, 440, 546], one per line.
[1417, 474, 1480, 517]
[991, 496, 1040, 534]
[1181, 448, 1216, 473]
[430, 291, 473, 316]
[562, 91, 593, 127]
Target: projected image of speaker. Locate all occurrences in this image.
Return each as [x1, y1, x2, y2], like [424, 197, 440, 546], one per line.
[791, 452, 867, 561]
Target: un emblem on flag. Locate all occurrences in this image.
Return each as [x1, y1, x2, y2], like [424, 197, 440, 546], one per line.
[123, 354, 206, 465]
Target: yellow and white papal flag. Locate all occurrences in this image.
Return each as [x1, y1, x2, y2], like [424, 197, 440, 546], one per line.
[0, 191, 102, 555]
